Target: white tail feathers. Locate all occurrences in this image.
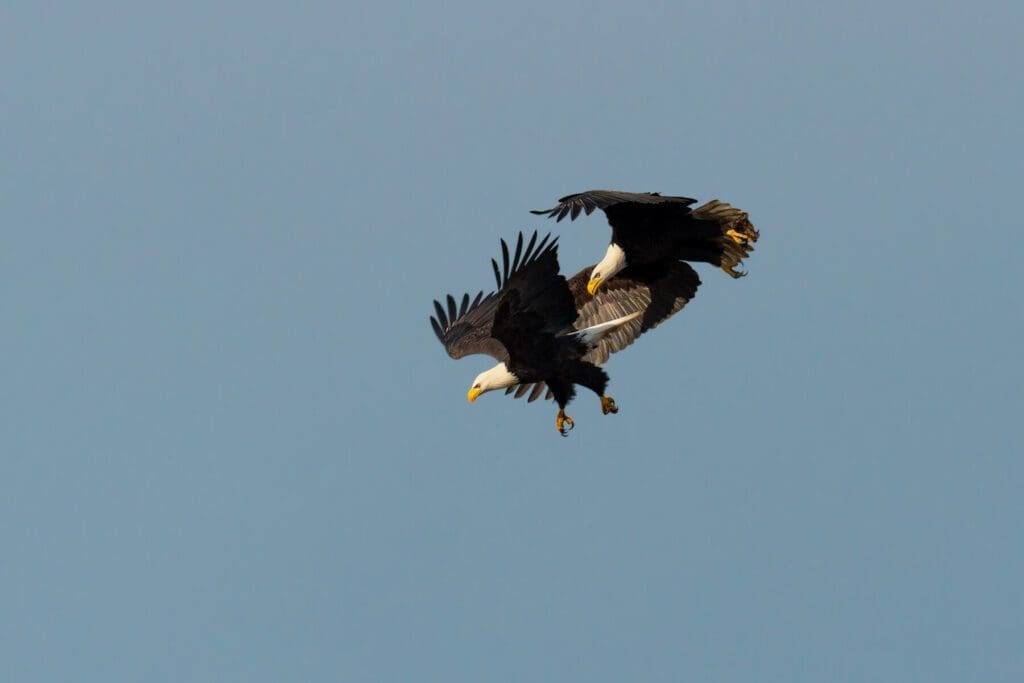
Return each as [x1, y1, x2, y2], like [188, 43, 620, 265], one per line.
[569, 311, 641, 348]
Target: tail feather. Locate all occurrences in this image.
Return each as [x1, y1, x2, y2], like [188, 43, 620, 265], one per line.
[567, 311, 642, 348]
[690, 200, 759, 278]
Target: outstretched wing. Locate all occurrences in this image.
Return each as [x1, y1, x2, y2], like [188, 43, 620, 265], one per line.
[489, 236, 576, 362]
[507, 261, 700, 401]
[530, 189, 697, 222]
[429, 231, 559, 362]
[430, 290, 507, 361]
[572, 261, 701, 365]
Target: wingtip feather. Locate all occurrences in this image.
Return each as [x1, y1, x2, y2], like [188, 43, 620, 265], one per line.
[501, 239, 510, 284]
[521, 231, 539, 265]
[433, 299, 448, 328]
[446, 294, 457, 323]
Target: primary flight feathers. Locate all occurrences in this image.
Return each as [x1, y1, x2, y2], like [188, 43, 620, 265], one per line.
[430, 232, 564, 363]
[430, 188, 759, 436]
[530, 189, 698, 221]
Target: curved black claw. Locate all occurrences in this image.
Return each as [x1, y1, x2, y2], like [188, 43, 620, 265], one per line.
[600, 396, 618, 415]
[722, 263, 748, 279]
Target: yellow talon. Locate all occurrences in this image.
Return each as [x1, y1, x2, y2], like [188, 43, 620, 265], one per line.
[556, 409, 575, 436]
[600, 396, 618, 415]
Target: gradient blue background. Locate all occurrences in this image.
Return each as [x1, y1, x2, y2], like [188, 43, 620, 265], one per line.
[2, 1, 1021, 680]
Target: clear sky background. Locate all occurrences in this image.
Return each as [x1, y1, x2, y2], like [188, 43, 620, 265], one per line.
[2, 1, 1022, 681]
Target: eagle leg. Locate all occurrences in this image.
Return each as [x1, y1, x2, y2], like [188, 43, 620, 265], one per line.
[556, 409, 575, 437]
[600, 396, 618, 415]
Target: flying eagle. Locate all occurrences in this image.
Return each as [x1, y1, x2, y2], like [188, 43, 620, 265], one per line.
[531, 189, 758, 294]
[430, 231, 700, 435]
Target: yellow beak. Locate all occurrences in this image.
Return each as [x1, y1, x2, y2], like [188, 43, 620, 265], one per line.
[586, 277, 603, 296]
[467, 387, 483, 403]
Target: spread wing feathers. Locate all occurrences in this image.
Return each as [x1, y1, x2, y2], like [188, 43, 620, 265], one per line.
[574, 261, 701, 365]
[491, 231, 551, 289]
[430, 290, 507, 361]
[429, 231, 559, 362]
[508, 261, 701, 402]
[489, 239, 577, 356]
[530, 190, 697, 222]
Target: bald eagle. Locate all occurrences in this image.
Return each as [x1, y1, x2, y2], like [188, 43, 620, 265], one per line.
[430, 231, 700, 435]
[531, 189, 758, 294]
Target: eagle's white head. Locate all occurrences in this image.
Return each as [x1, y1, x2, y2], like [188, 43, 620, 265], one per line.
[587, 243, 627, 295]
[467, 362, 519, 403]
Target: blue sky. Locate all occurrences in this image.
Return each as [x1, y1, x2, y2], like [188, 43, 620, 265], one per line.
[2, 1, 1021, 681]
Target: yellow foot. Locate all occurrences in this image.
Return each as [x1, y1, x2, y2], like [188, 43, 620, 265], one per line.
[725, 228, 749, 245]
[556, 409, 575, 437]
[600, 395, 618, 415]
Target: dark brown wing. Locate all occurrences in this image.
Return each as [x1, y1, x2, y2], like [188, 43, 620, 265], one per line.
[530, 190, 697, 222]
[572, 261, 701, 365]
[431, 291, 508, 361]
[508, 260, 701, 401]
[429, 231, 557, 362]
[489, 243, 575, 365]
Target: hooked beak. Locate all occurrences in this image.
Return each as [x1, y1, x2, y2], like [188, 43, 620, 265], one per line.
[587, 277, 603, 296]
[467, 387, 483, 403]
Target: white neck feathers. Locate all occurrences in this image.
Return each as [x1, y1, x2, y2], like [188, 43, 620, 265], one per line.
[474, 362, 519, 393]
[592, 243, 627, 282]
